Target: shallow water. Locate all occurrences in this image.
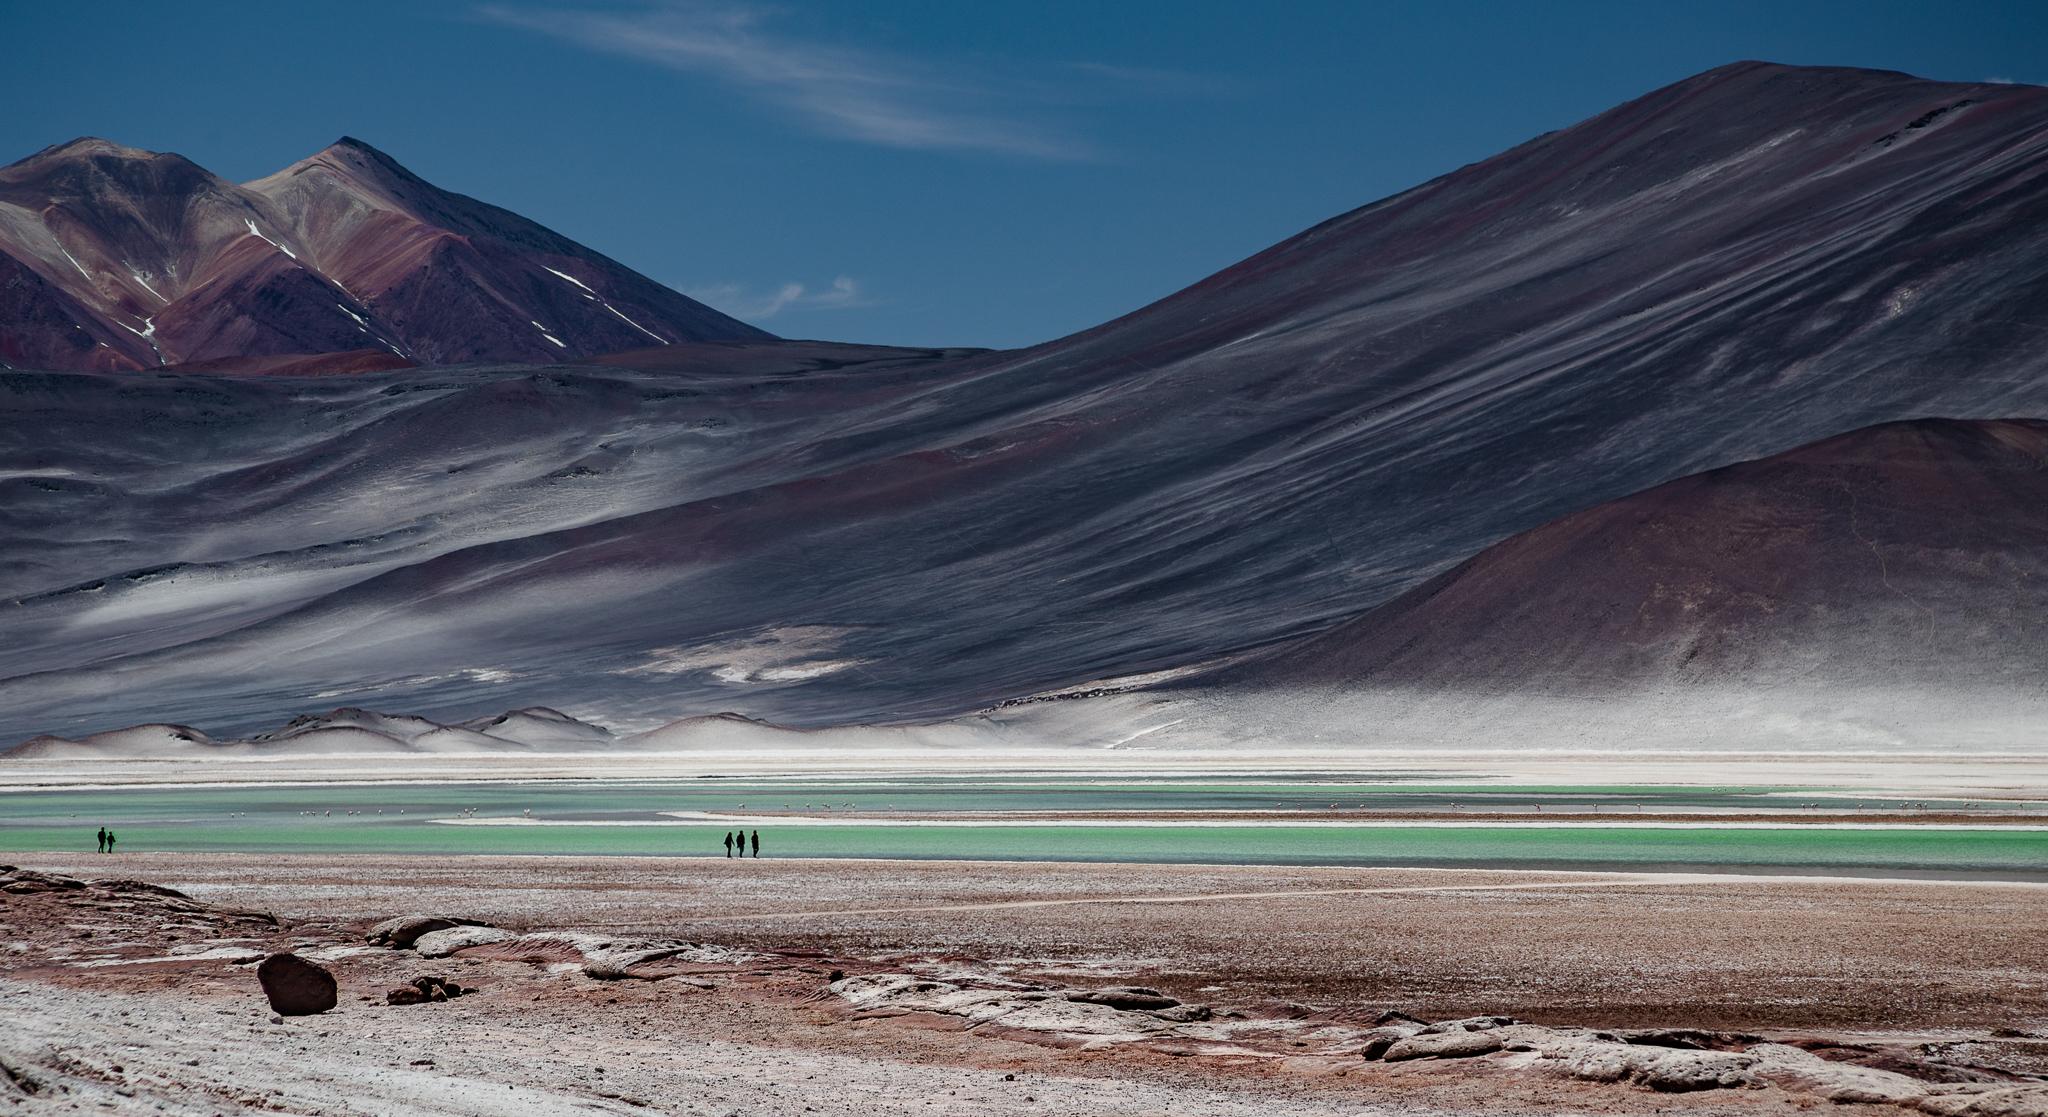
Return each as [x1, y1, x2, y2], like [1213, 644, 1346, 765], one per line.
[3, 778, 2043, 877]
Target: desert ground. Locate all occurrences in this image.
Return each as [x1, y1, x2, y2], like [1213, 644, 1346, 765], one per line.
[5, 849, 2048, 1116]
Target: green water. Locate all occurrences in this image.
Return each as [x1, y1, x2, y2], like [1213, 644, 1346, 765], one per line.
[2, 779, 2042, 877]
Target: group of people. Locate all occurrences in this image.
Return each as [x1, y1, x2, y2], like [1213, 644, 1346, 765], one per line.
[723, 830, 761, 858]
[94, 827, 119, 853]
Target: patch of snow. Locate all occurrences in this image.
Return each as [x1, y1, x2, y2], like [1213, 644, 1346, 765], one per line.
[1106, 720, 1185, 749]
[543, 265, 670, 345]
[307, 666, 522, 700]
[114, 316, 165, 365]
[530, 321, 567, 349]
[129, 269, 167, 303]
[619, 627, 865, 682]
[602, 302, 669, 344]
[335, 301, 414, 358]
[244, 219, 298, 259]
[56, 243, 92, 281]
[542, 265, 595, 293]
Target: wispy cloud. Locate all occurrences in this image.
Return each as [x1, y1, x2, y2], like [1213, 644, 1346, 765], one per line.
[684, 275, 872, 321]
[479, 1, 1102, 159]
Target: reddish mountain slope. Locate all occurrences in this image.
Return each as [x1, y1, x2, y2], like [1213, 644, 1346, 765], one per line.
[0, 137, 769, 371]
[1230, 419, 2048, 693]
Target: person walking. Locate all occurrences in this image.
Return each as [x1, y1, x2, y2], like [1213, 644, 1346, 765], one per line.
[750, 830, 761, 858]
[96, 826, 107, 853]
[105, 829, 116, 853]
[722, 831, 734, 858]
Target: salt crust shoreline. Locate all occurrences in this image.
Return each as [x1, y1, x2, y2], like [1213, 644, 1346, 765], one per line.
[6, 748, 2048, 798]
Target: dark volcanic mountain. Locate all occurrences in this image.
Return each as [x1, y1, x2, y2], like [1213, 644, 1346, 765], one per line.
[0, 137, 769, 371]
[1230, 418, 2048, 693]
[5, 63, 2048, 745]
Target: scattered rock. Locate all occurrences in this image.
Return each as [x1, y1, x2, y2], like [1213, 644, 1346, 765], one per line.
[0, 869, 86, 894]
[387, 975, 471, 1005]
[1066, 987, 1179, 1011]
[0, 1054, 44, 1096]
[1639, 1051, 1760, 1092]
[1358, 1025, 1424, 1060]
[1618, 1028, 1761, 1051]
[1421, 1014, 1518, 1034]
[453, 931, 754, 980]
[90, 879, 194, 901]
[1909, 1085, 2048, 1116]
[1860, 1053, 2013, 1085]
[1749, 1044, 1931, 1105]
[365, 915, 490, 950]
[412, 925, 513, 958]
[1383, 1030, 1506, 1061]
[1150, 1002, 1213, 1023]
[255, 953, 337, 1016]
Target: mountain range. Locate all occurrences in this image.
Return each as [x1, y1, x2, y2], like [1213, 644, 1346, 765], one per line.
[4, 61, 2048, 751]
[0, 136, 768, 372]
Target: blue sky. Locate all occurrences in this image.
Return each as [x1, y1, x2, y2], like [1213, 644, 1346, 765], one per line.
[7, 0, 2043, 348]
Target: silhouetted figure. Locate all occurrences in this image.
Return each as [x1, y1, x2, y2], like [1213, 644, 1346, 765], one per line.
[105, 830, 116, 853]
[750, 830, 760, 858]
[723, 831, 734, 858]
[96, 827, 107, 853]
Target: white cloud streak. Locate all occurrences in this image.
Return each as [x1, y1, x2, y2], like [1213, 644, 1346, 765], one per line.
[479, 1, 1096, 159]
[684, 275, 870, 321]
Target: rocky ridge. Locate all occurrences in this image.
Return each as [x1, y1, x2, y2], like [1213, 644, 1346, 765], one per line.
[0, 136, 770, 371]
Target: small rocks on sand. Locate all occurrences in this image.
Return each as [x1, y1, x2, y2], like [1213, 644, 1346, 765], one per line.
[386, 975, 473, 1006]
[256, 953, 337, 1016]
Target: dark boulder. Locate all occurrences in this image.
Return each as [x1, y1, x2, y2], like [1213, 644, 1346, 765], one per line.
[256, 953, 336, 1016]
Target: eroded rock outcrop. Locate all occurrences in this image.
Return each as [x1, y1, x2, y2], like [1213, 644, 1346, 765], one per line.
[823, 968, 2048, 1111]
[365, 915, 491, 950]
[425, 931, 756, 981]
[411, 925, 514, 958]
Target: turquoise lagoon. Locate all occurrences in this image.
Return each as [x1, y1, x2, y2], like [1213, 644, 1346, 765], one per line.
[2, 778, 2042, 877]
